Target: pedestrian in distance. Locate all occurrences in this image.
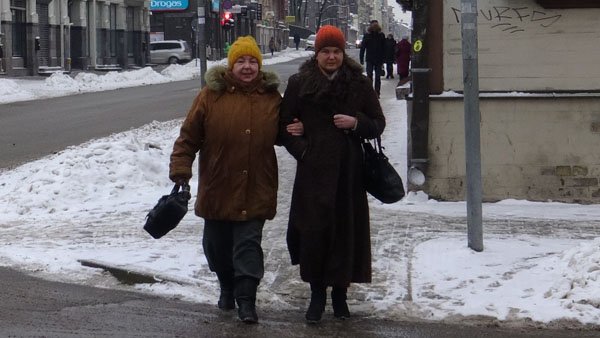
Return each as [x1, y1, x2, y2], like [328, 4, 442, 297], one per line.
[395, 34, 412, 85]
[293, 33, 301, 50]
[169, 36, 302, 324]
[384, 33, 396, 79]
[359, 20, 386, 98]
[278, 25, 386, 324]
[269, 37, 276, 56]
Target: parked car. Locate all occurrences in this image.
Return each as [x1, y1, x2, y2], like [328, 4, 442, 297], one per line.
[150, 40, 192, 64]
[305, 34, 316, 51]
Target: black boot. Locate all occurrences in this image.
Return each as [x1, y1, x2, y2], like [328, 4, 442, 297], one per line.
[216, 272, 235, 310]
[331, 286, 350, 319]
[305, 283, 326, 324]
[234, 277, 259, 324]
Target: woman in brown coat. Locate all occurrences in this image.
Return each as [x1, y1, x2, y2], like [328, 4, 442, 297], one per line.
[279, 26, 386, 323]
[169, 36, 300, 324]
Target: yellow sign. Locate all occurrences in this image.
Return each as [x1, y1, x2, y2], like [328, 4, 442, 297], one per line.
[414, 40, 423, 52]
[285, 16, 296, 23]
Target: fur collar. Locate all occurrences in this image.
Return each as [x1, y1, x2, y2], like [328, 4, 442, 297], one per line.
[296, 56, 364, 105]
[204, 65, 280, 93]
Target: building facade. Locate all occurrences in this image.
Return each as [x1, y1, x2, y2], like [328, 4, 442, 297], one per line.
[150, 0, 288, 60]
[404, 0, 600, 203]
[0, 0, 150, 76]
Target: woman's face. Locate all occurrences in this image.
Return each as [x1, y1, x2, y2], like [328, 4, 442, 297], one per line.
[232, 56, 260, 83]
[316, 47, 344, 74]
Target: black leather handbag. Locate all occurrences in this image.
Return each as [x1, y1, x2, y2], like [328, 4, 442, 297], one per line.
[362, 137, 405, 203]
[143, 183, 191, 239]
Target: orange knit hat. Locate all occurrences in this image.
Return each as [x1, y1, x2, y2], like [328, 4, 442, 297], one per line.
[314, 25, 346, 53]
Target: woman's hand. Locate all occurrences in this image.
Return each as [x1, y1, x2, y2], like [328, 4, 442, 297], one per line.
[333, 114, 358, 130]
[286, 118, 304, 136]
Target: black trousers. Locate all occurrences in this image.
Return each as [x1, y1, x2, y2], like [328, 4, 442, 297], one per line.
[386, 62, 394, 78]
[202, 219, 265, 281]
[366, 62, 383, 95]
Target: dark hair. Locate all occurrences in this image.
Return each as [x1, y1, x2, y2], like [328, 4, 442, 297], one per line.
[370, 20, 378, 24]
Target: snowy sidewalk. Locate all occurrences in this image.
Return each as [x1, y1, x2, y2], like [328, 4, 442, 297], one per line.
[1, 63, 600, 329]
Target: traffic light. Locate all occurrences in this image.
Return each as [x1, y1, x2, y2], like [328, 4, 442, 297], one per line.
[221, 11, 235, 30]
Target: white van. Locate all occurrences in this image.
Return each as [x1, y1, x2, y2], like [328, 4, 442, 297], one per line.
[150, 40, 192, 64]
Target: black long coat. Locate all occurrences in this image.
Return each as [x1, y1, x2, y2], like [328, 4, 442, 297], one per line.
[360, 30, 386, 65]
[384, 37, 397, 63]
[279, 57, 386, 286]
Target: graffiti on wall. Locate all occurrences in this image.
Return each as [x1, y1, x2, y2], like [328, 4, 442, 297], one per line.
[450, 6, 562, 33]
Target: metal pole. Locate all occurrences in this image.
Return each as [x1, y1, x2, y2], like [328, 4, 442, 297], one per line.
[197, 0, 207, 87]
[91, 0, 97, 68]
[461, 0, 483, 252]
[59, 0, 64, 69]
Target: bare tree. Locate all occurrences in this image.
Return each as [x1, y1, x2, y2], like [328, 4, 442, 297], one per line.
[315, 0, 331, 32]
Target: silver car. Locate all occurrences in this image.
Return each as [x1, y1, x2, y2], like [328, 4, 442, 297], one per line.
[305, 34, 316, 51]
[150, 40, 192, 64]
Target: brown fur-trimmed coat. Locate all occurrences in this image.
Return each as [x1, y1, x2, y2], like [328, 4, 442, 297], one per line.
[279, 56, 385, 285]
[170, 65, 281, 221]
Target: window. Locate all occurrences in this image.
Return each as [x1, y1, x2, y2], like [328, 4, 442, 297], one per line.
[110, 4, 117, 57]
[10, 0, 26, 58]
[151, 42, 182, 51]
[127, 7, 135, 56]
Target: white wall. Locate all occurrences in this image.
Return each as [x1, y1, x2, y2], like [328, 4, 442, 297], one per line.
[442, 0, 600, 92]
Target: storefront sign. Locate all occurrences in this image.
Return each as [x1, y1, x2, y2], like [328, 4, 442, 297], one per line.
[150, 0, 188, 11]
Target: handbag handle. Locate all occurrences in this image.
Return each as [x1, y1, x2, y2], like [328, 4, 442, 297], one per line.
[172, 183, 191, 200]
[363, 136, 384, 154]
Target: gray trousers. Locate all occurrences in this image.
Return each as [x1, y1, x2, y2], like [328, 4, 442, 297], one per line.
[202, 219, 265, 282]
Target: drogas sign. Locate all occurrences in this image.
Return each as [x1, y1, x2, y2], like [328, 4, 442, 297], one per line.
[151, 0, 188, 11]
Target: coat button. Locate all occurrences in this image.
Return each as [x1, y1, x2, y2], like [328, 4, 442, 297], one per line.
[242, 170, 248, 175]
[245, 129, 251, 134]
[241, 210, 247, 215]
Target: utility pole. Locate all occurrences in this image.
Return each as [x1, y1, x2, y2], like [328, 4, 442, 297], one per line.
[460, 0, 483, 252]
[197, 0, 207, 87]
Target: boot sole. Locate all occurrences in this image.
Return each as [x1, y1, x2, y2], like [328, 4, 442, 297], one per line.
[241, 317, 258, 324]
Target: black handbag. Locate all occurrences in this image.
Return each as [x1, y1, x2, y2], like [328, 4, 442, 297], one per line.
[143, 183, 191, 239]
[362, 137, 405, 203]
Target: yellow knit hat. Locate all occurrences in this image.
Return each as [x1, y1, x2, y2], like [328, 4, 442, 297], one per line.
[227, 36, 263, 70]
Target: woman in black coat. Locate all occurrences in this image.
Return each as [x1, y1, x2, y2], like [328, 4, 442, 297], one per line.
[384, 34, 397, 79]
[279, 25, 386, 324]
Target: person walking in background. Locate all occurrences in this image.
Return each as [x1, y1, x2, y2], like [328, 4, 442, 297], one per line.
[293, 33, 301, 50]
[269, 37, 276, 56]
[395, 34, 412, 85]
[359, 20, 386, 98]
[278, 25, 386, 324]
[384, 34, 396, 79]
[169, 36, 301, 324]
